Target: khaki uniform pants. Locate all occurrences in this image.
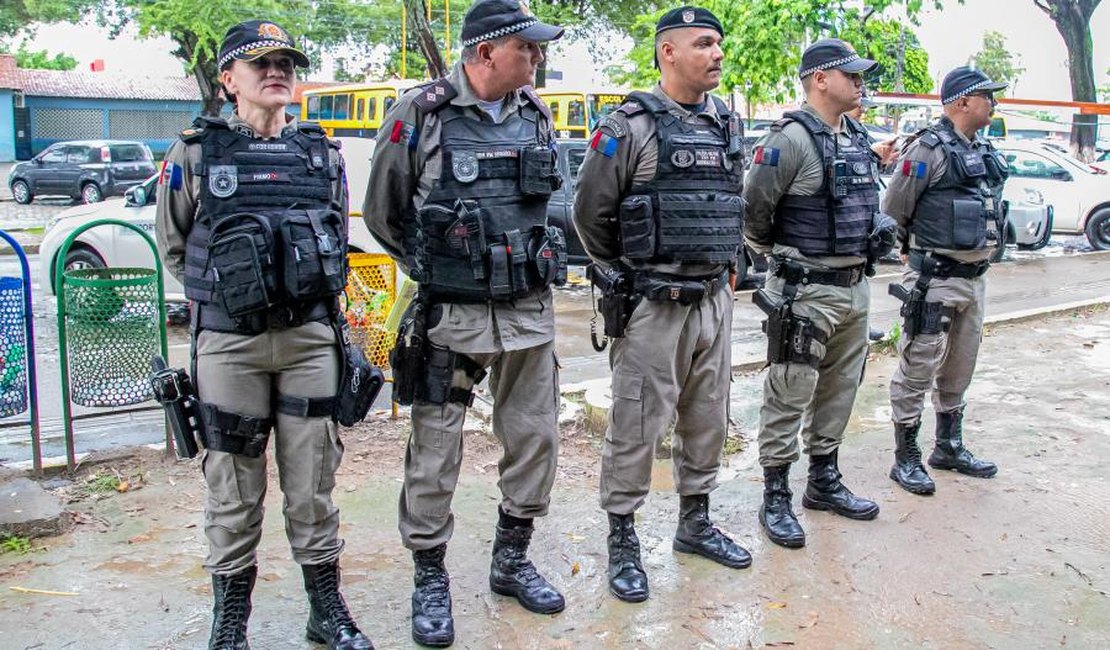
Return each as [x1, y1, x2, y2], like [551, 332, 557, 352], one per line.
[196, 321, 343, 576]
[599, 287, 733, 515]
[758, 277, 870, 467]
[399, 337, 560, 552]
[890, 272, 986, 425]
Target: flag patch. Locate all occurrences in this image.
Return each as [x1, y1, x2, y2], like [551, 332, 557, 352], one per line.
[902, 160, 928, 178]
[159, 161, 183, 190]
[590, 130, 619, 158]
[753, 146, 780, 166]
[389, 120, 418, 149]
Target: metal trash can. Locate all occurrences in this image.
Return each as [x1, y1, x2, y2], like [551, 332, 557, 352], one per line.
[0, 275, 28, 417]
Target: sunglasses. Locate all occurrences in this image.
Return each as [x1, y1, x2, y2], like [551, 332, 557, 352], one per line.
[248, 56, 296, 73]
[967, 92, 998, 105]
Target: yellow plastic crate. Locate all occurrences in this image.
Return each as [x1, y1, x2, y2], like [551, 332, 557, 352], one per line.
[342, 253, 397, 368]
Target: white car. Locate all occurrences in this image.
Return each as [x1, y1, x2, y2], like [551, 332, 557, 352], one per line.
[39, 173, 386, 302]
[993, 139, 1110, 250]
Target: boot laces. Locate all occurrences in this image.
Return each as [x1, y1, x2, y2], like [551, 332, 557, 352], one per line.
[212, 578, 251, 646]
[313, 568, 356, 630]
[416, 565, 452, 614]
[610, 522, 643, 569]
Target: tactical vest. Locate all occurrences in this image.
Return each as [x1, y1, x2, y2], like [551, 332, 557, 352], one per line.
[182, 116, 347, 333]
[771, 111, 879, 257]
[404, 80, 566, 303]
[910, 120, 1009, 251]
[616, 91, 745, 265]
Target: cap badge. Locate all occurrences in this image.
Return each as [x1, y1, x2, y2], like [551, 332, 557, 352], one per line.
[257, 23, 288, 41]
[682, 10, 695, 23]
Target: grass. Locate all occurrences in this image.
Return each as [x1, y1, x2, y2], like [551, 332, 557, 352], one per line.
[83, 471, 123, 494]
[872, 322, 903, 356]
[1, 534, 32, 555]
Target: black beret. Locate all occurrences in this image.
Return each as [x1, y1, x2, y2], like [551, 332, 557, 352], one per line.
[461, 0, 564, 47]
[940, 66, 1008, 104]
[798, 38, 876, 79]
[218, 20, 309, 71]
[655, 6, 723, 37]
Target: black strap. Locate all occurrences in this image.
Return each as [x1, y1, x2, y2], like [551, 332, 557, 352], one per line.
[199, 403, 273, 457]
[276, 394, 336, 418]
[771, 258, 867, 287]
[909, 251, 990, 279]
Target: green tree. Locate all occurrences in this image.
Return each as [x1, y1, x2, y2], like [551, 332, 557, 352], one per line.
[613, 0, 945, 104]
[973, 31, 1024, 94]
[0, 0, 96, 39]
[0, 44, 78, 70]
[1033, 0, 1103, 159]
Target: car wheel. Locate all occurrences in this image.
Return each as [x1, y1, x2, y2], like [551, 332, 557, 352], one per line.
[81, 182, 103, 204]
[63, 247, 107, 273]
[11, 179, 32, 204]
[1084, 208, 1110, 251]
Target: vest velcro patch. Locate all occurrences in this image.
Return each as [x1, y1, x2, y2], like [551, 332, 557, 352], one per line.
[902, 160, 928, 178]
[389, 120, 418, 149]
[753, 146, 780, 166]
[159, 161, 183, 190]
[590, 131, 619, 157]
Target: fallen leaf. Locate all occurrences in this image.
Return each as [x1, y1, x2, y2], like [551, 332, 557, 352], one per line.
[571, 562, 580, 576]
[128, 533, 153, 544]
[116, 481, 130, 493]
[766, 601, 788, 609]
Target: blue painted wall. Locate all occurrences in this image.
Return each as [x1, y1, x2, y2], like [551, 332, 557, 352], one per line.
[25, 96, 203, 157]
[0, 90, 15, 162]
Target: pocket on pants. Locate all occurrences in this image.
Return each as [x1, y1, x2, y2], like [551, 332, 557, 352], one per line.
[316, 421, 344, 504]
[609, 370, 645, 445]
[202, 449, 265, 507]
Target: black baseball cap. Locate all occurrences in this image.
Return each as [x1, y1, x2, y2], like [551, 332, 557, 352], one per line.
[218, 20, 310, 71]
[653, 6, 724, 69]
[460, 0, 564, 47]
[941, 66, 1008, 104]
[798, 38, 877, 79]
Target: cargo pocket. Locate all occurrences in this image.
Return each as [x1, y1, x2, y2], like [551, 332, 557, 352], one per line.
[201, 450, 266, 521]
[951, 199, 986, 250]
[609, 370, 645, 446]
[618, 195, 656, 260]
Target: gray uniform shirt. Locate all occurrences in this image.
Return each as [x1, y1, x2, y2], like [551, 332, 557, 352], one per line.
[155, 114, 348, 283]
[882, 118, 997, 264]
[743, 103, 867, 269]
[363, 63, 555, 353]
[572, 84, 734, 278]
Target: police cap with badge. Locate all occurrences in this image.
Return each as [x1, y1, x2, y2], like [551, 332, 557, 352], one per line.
[798, 38, 877, 78]
[217, 20, 310, 71]
[460, 0, 565, 47]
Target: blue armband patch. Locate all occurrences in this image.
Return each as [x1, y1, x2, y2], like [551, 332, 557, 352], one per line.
[389, 120, 419, 149]
[902, 160, 928, 178]
[589, 131, 619, 158]
[159, 161, 183, 190]
[753, 146, 780, 166]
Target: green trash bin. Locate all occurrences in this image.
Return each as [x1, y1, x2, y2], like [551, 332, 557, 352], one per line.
[63, 267, 162, 407]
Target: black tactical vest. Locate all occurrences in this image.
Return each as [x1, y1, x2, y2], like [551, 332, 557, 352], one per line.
[182, 117, 347, 333]
[771, 111, 879, 257]
[910, 119, 1009, 251]
[616, 91, 745, 265]
[404, 80, 565, 303]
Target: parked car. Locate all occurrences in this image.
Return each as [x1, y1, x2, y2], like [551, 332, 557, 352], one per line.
[993, 139, 1110, 250]
[8, 140, 157, 205]
[39, 173, 384, 302]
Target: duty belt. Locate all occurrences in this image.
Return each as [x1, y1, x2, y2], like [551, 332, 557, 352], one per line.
[770, 257, 867, 287]
[909, 251, 990, 279]
[195, 300, 333, 334]
[633, 270, 729, 305]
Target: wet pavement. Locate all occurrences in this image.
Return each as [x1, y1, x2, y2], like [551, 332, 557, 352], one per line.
[1, 306, 1109, 649]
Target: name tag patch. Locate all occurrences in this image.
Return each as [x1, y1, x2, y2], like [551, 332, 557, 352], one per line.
[240, 171, 292, 184]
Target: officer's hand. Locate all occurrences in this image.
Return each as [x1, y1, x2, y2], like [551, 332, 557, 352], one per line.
[899, 253, 908, 265]
[872, 139, 898, 167]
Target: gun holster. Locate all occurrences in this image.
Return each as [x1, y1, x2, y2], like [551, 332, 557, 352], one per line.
[150, 355, 203, 459]
[587, 263, 639, 351]
[753, 289, 826, 368]
[333, 319, 385, 426]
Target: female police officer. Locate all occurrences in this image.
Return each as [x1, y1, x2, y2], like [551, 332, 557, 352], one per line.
[155, 20, 372, 650]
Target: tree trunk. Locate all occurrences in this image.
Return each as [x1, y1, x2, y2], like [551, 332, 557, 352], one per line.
[1035, 0, 1101, 161]
[404, 0, 447, 79]
[177, 34, 224, 117]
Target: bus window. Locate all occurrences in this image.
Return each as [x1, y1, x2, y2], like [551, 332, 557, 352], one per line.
[367, 97, 378, 122]
[588, 94, 625, 131]
[355, 98, 365, 122]
[384, 95, 397, 115]
[306, 95, 321, 121]
[334, 94, 351, 120]
[319, 95, 334, 120]
[549, 101, 561, 125]
[567, 99, 586, 128]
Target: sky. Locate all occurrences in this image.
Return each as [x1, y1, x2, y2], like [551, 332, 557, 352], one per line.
[16, 0, 1110, 103]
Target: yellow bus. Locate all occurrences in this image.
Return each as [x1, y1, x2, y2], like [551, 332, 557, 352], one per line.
[301, 81, 422, 138]
[536, 89, 629, 139]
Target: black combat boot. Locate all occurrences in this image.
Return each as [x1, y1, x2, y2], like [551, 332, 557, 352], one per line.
[302, 562, 374, 650]
[411, 544, 454, 648]
[759, 465, 805, 548]
[803, 450, 880, 520]
[929, 408, 998, 478]
[209, 565, 256, 650]
[607, 512, 649, 603]
[489, 512, 565, 615]
[673, 494, 752, 569]
[890, 421, 936, 495]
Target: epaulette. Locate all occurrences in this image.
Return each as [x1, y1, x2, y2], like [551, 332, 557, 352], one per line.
[297, 121, 327, 137]
[520, 85, 552, 122]
[916, 130, 942, 148]
[180, 115, 227, 143]
[412, 79, 457, 115]
[626, 90, 666, 115]
[615, 102, 645, 118]
[770, 117, 794, 133]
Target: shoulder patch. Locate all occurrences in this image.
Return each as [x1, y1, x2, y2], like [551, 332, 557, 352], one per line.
[917, 131, 941, 148]
[589, 130, 620, 158]
[179, 127, 203, 143]
[597, 115, 628, 138]
[616, 102, 645, 118]
[158, 160, 183, 191]
[752, 146, 780, 166]
[412, 79, 457, 114]
[388, 120, 419, 150]
[901, 160, 929, 178]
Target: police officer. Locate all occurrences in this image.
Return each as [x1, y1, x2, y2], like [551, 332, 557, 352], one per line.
[743, 39, 887, 549]
[363, 1, 566, 645]
[155, 20, 372, 650]
[884, 66, 1009, 495]
[573, 6, 751, 603]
